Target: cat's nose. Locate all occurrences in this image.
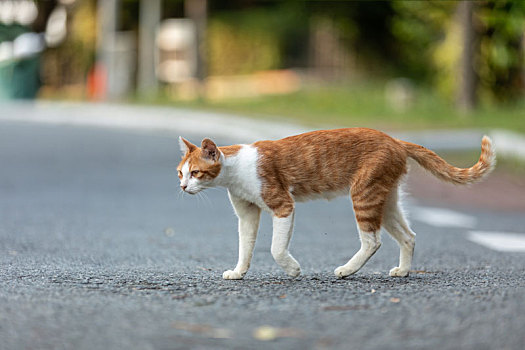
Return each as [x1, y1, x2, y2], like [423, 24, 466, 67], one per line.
[181, 185, 187, 191]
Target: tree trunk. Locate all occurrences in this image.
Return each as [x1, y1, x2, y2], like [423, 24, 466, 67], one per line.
[185, 0, 207, 83]
[457, 1, 478, 112]
[138, 0, 162, 96]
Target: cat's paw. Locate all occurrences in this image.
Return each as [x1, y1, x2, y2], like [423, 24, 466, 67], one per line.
[285, 265, 301, 278]
[334, 265, 356, 278]
[222, 270, 244, 280]
[389, 267, 409, 277]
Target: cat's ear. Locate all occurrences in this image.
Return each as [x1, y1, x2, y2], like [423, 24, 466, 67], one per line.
[201, 138, 220, 162]
[179, 136, 196, 154]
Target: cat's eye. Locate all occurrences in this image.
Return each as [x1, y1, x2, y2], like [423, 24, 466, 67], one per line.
[190, 170, 200, 177]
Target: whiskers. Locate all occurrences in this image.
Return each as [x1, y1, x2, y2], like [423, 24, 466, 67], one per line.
[178, 185, 221, 208]
[202, 185, 221, 193]
[196, 190, 213, 206]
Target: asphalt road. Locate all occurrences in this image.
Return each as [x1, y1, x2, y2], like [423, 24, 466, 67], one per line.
[1, 119, 524, 350]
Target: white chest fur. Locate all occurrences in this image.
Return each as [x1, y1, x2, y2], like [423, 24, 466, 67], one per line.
[216, 145, 267, 209]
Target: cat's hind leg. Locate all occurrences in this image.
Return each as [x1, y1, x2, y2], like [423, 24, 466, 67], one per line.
[223, 192, 262, 280]
[334, 182, 387, 278]
[382, 187, 416, 277]
[271, 210, 301, 277]
[334, 229, 381, 278]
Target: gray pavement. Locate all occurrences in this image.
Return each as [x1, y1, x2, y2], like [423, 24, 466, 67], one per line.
[1, 116, 525, 350]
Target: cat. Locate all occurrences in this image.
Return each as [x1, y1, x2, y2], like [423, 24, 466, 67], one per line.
[177, 128, 495, 280]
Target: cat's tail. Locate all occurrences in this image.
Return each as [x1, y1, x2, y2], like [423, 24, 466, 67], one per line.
[400, 136, 495, 185]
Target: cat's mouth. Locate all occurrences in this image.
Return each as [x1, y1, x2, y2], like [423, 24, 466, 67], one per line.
[183, 188, 200, 195]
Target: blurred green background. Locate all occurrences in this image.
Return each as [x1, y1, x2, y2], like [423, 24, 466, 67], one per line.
[1, 0, 524, 132]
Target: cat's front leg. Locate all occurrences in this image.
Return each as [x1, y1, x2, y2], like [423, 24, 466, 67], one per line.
[223, 192, 261, 280]
[271, 210, 301, 277]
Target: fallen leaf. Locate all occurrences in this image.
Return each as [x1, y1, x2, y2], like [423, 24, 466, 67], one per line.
[279, 294, 286, 299]
[390, 297, 401, 303]
[277, 328, 305, 338]
[253, 326, 278, 341]
[173, 321, 232, 339]
[323, 305, 369, 311]
[252, 326, 305, 341]
[171, 294, 188, 300]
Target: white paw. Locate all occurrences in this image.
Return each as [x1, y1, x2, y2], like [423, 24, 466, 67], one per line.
[334, 265, 356, 278]
[222, 270, 244, 280]
[389, 267, 409, 277]
[285, 264, 301, 278]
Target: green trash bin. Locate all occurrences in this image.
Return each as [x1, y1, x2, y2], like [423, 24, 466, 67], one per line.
[0, 54, 41, 99]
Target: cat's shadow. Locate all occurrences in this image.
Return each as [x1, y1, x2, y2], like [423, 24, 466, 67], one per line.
[223, 271, 441, 286]
[45, 270, 441, 295]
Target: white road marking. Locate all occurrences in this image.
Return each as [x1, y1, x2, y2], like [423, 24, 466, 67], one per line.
[411, 207, 477, 229]
[490, 129, 525, 161]
[468, 231, 525, 252]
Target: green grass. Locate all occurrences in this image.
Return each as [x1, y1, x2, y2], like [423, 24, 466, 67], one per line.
[139, 82, 525, 133]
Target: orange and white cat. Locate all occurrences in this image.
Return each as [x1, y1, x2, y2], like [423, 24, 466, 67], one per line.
[177, 128, 495, 279]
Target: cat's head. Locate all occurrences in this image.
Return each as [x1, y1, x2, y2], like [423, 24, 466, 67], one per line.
[177, 137, 221, 194]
